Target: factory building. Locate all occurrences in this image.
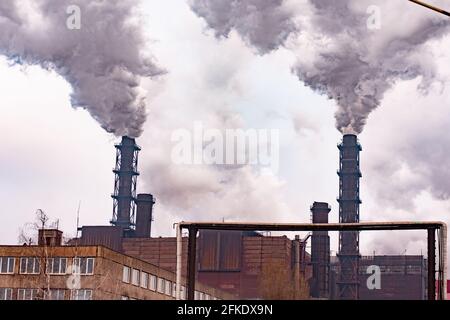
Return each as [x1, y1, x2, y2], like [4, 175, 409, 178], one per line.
[0, 134, 433, 299]
[73, 135, 431, 300]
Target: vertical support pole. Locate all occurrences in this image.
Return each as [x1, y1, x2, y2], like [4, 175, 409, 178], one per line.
[293, 236, 300, 294]
[441, 224, 447, 300]
[187, 227, 197, 300]
[175, 223, 182, 300]
[428, 228, 436, 300]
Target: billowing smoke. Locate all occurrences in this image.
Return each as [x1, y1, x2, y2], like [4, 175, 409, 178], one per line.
[189, 0, 298, 54]
[189, 0, 450, 133]
[0, 0, 163, 137]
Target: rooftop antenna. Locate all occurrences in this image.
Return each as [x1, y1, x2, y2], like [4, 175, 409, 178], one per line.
[409, 0, 450, 17]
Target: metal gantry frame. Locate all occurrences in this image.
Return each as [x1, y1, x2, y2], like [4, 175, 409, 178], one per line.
[337, 136, 362, 299]
[175, 221, 447, 301]
[111, 138, 141, 230]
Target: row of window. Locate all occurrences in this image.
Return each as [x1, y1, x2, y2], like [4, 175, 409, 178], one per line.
[0, 288, 92, 300]
[357, 265, 424, 275]
[122, 266, 217, 300]
[0, 256, 95, 275]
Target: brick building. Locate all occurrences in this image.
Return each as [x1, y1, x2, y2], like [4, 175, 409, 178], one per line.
[0, 235, 233, 300]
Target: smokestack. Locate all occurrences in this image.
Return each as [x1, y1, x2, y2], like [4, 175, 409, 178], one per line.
[135, 194, 155, 238]
[310, 202, 331, 299]
[111, 136, 141, 231]
[38, 229, 63, 247]
[337, 134, 362, 300]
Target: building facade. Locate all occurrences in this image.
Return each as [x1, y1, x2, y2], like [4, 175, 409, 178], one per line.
[0, 244, 233, 300]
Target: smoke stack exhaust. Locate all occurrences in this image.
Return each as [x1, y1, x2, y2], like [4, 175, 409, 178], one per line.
[310, 202, 331, 299]
[337, 134, 361, 300]
[111, 136, 141, 231]
[135, 194, 155, 238]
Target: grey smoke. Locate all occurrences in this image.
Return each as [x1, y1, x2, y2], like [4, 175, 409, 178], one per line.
[189, 0, 298, 54]
[0, 0, 163, 137]
[189, 0, 450, 133]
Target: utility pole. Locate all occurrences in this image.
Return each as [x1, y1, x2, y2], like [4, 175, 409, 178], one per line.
[409, 0, 450, 17]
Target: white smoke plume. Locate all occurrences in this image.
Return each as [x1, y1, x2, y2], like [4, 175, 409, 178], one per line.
[189, 0, 450, 133]
[0, 0, 163, 137]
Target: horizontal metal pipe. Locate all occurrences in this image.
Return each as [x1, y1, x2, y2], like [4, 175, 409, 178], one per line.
[409, 0, 450, 17]
[178, 221, 445, 232]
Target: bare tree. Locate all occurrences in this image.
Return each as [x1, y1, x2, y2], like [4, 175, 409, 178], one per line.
[16, 209, 60, 300]
[259, 259, 310, 300]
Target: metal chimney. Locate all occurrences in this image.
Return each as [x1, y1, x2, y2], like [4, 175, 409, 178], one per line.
[135, 194, 155, 238]
[111, 136, 140, 231]
[337, 134, 362, 300]
[310, 202, 331, 299]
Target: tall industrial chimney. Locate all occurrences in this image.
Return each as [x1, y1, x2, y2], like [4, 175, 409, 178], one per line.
[111, 136, 141, 232]
[135, 194, 155, 238]
[310, 202, 331, 299]
[337, 134, 362, 300]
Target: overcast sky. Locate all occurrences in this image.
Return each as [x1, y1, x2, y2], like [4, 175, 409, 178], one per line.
[1, 0, 450, 258]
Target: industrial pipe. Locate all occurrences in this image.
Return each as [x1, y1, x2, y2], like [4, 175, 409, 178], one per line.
[409, 0, 450, 17]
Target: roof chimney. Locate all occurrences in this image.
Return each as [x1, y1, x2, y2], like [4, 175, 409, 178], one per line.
[38, 229, 63, 247]
[310, 202, 331, 299]
[135, 194, 155, 238]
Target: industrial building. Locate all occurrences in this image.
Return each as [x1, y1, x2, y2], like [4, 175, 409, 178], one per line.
[0, 135, 436, 299]
[0, 229, 233, 300]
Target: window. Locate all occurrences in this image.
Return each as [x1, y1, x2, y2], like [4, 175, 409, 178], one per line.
[46, 257, 67, 274]
[48, 289, 65, 300]
[165, 281, 172, 296]
[73, 257, 95, 275]
[0, 288, 13, 300]
[71, 289, 92, 300]
[20, 257, 40, 274]
[199, 292, 204, 300]
[194, 291, 200, 300]
[122, 266, 130, 283]
[131, 269, 140, 286]
[17, 289, 39, 300]
[149, 275, 157, 291]
[140, 272, 148, 289]
[121, 296, 129, 300]
[172, 284, 176, 298]
[204, 294, 210, 300]
[157, 278, 165, 294]
[181, 286, 186, 300]
[0, 257, 15, 274]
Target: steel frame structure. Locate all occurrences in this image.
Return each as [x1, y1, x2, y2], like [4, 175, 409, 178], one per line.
[337, 135, 362, 299]
[175, 221, 447, 301]
[111, 137, 140, 231]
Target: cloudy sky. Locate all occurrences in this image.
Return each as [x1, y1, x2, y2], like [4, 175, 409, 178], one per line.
[1, 0, 450, 258]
